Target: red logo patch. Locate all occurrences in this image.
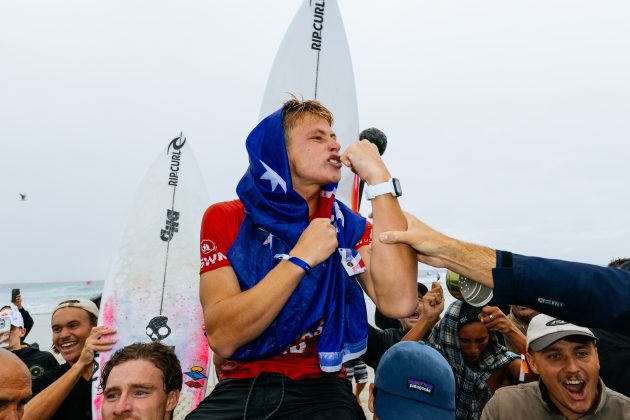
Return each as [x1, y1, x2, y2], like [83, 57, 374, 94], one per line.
[200, 240, 217, 255]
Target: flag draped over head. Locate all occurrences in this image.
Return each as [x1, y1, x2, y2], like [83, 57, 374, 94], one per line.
[427, 301, 518, 420]
[227, 106, 368, 372]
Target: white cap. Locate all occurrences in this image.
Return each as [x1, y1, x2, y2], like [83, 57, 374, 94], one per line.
[526, 314, 596, 352]
[53, 298, 99, 319]
[0, 304, 25, 328]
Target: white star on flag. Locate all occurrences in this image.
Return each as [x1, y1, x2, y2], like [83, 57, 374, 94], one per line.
[262, 233, 273, 246]
[259, 160, 287, 193]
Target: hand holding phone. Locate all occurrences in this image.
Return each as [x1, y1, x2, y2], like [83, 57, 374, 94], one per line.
[11, 289, 20, 303]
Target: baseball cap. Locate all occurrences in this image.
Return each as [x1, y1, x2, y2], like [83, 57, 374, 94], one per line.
[527, 314, 596, 352]
[53, 298, 99, 319]
[374, 341, 456, 420]
[0, 304, 25, 328]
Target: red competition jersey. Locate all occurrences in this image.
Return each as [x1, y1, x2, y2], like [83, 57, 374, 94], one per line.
[199, 200, 371, 380]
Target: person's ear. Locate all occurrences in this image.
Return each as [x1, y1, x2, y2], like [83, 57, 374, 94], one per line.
[166, 389, 180, 412]
[368, 383, 375, 414]
[19, 327, 26, 338]
[525, 352, 540, 375]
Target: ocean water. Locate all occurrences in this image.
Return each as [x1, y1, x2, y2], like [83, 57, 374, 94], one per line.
[3, 271, 452, 318]
[1, 281, 104, 315]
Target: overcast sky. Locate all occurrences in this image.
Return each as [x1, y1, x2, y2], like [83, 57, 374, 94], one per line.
[2, 0, 629, 284]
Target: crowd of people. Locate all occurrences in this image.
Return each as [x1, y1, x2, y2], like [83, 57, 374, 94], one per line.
[2, 98, 629, 420]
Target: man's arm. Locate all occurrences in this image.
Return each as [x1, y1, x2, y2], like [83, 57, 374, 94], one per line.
[16, 295, 34, 339]
[26, 363, 87, 420]
[341, 140, 418, 318]
[379, 212, 630, 334]
[200, 218, 338, 359]
[25, 326, 115, 420]
[379, 211, 495, 287]
[479, 306, 527, 354]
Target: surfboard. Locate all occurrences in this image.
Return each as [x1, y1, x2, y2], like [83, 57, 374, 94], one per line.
[259, 0, 360, 211]
[92, 134, 210, 420]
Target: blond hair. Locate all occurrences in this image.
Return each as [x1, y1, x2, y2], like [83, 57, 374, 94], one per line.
[282, 95, 334, 142]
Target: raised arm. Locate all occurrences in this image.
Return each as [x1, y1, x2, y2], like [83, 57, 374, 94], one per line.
[479, 306, 527, 354]
[341, 140, 418, 318]
[379, 211, 496, 287]
[25, 326, 115, 420]
[200, 218, 338, 359]
[401, 282, 444, 342]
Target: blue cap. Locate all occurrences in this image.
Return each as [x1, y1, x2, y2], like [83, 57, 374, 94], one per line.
[374, 341, 456, 420]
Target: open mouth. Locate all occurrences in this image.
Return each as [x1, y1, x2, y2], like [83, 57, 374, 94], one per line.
[407, 311, 420, 321]
[563, 379, 587, 401]
[327, 157, 342, 168]
[59, 341, 78, 353]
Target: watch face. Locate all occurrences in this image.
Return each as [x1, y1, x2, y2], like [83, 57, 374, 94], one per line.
[393, 178, 402, 196]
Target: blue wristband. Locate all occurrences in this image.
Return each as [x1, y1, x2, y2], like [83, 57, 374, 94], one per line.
[274, 253, 311, 272]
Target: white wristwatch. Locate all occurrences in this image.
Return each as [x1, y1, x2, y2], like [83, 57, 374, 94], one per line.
[365, 178, 402, 200]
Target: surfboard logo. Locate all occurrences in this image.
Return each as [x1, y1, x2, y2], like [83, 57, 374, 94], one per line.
[200, 240, 217, 255]
[146, 316, 172, 342]
[167, 134, 186, 187]
[160, 210, 180, 242]
[311, 1, 326, 51]
[184, 366, 207, 389]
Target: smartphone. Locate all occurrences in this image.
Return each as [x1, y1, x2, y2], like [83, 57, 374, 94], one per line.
[11, 288, 20, 303]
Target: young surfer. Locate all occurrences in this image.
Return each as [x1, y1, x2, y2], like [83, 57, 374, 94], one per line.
[190, 98, 418, 418]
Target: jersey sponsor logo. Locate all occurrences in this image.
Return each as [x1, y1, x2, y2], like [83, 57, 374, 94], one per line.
[200, 239, 217, 255]
[200, 252, 227, 268]
[311, 1, 325, 51]
[160, 209, 180, 242]
[167, 134, 186, 187]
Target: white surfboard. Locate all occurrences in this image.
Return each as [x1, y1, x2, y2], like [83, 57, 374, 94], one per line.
[92, 134, 210, 420]
[260, 0, 360, 210]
